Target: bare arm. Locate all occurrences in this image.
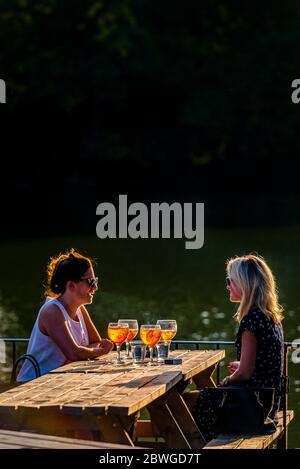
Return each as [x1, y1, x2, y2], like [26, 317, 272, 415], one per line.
[39, 304, 111, 361]
[221, 330, 257, 385]
[79, 305, 102, 343]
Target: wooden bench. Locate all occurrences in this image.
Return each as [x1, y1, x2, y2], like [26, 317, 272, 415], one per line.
[203, 410, 294, 449]
[0, 429, 142, 449]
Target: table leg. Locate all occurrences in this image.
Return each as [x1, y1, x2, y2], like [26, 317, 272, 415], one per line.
[95, 414, 136, 446]
[192, 364, 217, 389]
[148, 389, 205, 449]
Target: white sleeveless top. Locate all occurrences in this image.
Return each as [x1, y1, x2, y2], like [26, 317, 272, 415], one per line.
[17, 298, 89, 382]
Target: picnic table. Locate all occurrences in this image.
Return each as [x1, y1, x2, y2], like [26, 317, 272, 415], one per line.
[0, 349, 225, 449]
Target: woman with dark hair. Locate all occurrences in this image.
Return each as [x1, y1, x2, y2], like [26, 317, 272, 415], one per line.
[17, 249, 113, 382]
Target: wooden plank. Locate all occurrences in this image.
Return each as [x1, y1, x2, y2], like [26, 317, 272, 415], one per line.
[0, 374, 62, 404]
[5, 374, 106, 410]
[46, 355, 189, 408]
[236, 410, 294, 449]
[0, 373, 87, 407]
[204, 434, 245, 449]
[204, 410, 294, 449]
[49, 349, 199, 375]
[0, 443, 25, 448]
[1, 367, 177, 411]
[108, 371, 182, 415]
[43, 371, 138, 409]
[50, 350, 191, 374]
[1, 370, 138, 410]
[179, 350, 225, 381]
[49, 354, 117, 373]
[0, 429, 138, 449]
[63, 369, 163, 410]
[15, 367, 164, 412]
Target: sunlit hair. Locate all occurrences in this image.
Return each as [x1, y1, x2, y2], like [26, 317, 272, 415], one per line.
[226, 254, 283, 324]
[44, 248, 93, 298]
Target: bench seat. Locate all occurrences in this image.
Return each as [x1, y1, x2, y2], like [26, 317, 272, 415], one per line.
[0, 429, 138, 449]
[204, 410, 294, 449]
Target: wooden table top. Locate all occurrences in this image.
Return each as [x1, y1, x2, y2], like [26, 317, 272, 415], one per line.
[0, 349, 225, 417]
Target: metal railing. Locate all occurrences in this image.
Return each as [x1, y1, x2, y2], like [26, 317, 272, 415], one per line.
[1, 337, 299, 385]
[171, 340, 234, 384]
[0, 338, 29, 368]
[171, 339, 300, 385]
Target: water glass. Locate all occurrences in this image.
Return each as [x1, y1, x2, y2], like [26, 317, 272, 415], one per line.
[156, 342, 170, 362]
[131, 343, 146, 364]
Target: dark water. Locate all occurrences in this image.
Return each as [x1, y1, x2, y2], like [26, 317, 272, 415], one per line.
[0, 227, 299, 447]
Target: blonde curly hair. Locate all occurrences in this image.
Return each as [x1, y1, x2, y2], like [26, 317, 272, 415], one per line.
[226, 254, 283, 324]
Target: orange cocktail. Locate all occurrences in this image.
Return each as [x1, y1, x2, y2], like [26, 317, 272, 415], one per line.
[156, 320, 177, 361]
[157, 320, 177, 345]
[118, 319, 139, 359]
[127, 329, 138, 342]
[140, 325, 161, 366]
[107, 322, 129, 364]
[161, 330, 177, 342]
[140, 328, 162, 347]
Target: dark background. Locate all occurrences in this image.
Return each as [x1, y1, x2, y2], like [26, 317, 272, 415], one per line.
[1, 0, 300, 238]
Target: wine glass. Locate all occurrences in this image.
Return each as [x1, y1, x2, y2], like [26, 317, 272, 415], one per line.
[107, 322, 129, 365]
[118, 319, 138, 359]
[140, 324, 161, 366]
[156, 319, 177, 358]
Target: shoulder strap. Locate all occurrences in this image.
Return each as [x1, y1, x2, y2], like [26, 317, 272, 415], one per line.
[50, 298, 70, 321]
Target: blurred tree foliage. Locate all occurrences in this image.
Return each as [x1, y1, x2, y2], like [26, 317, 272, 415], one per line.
[1, 0, 300, 198]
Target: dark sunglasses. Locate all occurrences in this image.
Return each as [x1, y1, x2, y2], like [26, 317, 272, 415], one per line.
[226, 277, 231, 287]
[79, 277, 98, 289]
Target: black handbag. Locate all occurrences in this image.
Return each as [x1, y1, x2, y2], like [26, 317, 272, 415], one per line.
[212, 386, 277, 435]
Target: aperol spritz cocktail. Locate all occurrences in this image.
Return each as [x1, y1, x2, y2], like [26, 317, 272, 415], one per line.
[118, 319, 138, 358]
[140, 324, 161, 366]
[157, 319, 177, 343]
[156, 319, 177, 360]
[107, 322, 129, 364]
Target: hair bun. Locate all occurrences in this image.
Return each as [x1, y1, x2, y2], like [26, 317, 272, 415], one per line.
[67, 248, 76, 259]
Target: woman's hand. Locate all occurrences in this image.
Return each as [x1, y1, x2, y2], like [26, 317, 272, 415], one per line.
[227, 361, 240, 374]
[219, 376, 231, 386]
[99, 338, 114, 355]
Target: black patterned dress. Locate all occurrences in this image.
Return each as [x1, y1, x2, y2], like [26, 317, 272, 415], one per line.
[192, 307, 284, 442]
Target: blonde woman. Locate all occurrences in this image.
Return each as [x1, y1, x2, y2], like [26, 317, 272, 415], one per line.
[191, 254, 284, 442]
